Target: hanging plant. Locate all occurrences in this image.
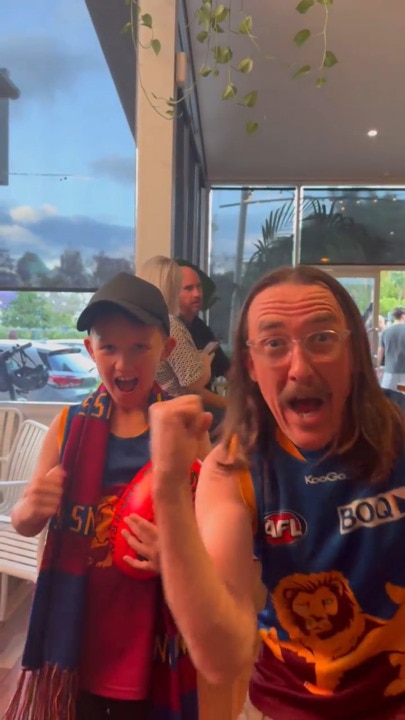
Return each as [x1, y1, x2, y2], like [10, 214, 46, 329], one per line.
[124, 0, 339, 134]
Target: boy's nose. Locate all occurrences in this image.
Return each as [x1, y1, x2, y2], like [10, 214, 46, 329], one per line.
[115, 353, 135, 373]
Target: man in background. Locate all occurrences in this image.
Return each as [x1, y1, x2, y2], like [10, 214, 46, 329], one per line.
[378, 305, 405, 390]
[178, 265, 230, 431]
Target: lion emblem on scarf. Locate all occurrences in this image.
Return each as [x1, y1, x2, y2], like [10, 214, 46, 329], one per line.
[263, 571, 405, 697]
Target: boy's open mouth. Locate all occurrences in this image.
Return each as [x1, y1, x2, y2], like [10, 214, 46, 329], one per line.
[115, 377, 139, 393]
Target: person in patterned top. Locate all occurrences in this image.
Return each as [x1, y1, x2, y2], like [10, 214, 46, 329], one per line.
[139, 256, 212, 397]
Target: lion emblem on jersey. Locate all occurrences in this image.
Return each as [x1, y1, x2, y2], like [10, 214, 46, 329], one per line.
[89, 495, 117, 568]
[263, 571, 405, 698]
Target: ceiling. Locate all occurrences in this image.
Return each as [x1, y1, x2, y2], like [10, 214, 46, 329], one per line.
[185, 0, 405, 185]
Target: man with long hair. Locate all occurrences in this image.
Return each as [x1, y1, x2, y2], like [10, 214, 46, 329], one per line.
[150, 265, 405, 720]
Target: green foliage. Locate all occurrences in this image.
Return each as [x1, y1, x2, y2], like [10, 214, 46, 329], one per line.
[125, 0, 339, 134]
[2, 292, 53, 329]
[323, 50, 338, 68]
[380, 271, 405, 317]
[296, 0, 315, 14]
[294, 29, 311, 47]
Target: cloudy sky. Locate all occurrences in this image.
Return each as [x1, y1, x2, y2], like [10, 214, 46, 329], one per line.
[0, 0, 134, 276]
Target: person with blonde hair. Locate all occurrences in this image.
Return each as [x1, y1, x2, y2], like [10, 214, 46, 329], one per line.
[139, 255, 212, 397]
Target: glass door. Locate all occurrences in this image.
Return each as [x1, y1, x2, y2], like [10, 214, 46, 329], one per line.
[320, 268, 380, 364]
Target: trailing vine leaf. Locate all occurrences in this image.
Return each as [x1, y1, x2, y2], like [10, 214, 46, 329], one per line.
[293, 64, 311, 78]
[151, 39, 161, 55]
[296, 0, 315, 14]
[197, 5, 211, 29]
[212, 4, 229, 22]
[211, 23, 225, 33]
[293, 29, 311, 46]
[238, 16, 253, 35]
[124, 0, 339, 135]
[323, 50, 338, 68]
[237, 57, 254, 74]
[196, 30, 209, 42]
[222, 82, 237, 100]
[246, 120, 259, 135]
[141, 12, 152, 28]
[242, 90, 258, 108]
[212, 45, 233, 63]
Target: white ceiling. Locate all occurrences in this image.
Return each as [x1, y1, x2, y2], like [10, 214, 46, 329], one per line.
[185, 0, 405, 185]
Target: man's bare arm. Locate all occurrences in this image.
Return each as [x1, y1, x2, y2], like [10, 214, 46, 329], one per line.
[153, 438, 257, 684]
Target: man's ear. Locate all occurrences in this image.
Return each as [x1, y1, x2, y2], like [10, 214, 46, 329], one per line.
[161, 337, 176, 361]
[84, 336, 95, 361]
[245, 349, 257, 383]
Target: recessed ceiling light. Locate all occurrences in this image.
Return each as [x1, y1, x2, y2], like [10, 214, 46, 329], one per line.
[367, 129, 378, 137]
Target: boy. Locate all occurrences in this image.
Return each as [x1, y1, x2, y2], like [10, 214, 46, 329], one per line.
[7, 273, 200, 720]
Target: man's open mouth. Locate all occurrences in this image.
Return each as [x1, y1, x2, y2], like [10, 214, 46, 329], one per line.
[288, 397, 325, 416]
[115, 377, 139, 393]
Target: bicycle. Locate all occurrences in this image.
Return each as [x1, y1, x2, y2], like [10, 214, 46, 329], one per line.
[0, 342, 49, 401]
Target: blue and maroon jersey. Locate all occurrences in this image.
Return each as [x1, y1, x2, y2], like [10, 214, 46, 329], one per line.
[59, 402, 158, 700]
[241, 430, 405, 720]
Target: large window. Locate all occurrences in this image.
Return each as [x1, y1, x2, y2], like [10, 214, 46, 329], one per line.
[1, 0, 135, 291]
[0, 1, 135, 403]
[209, 187, 296, 346]
[300, 188, 405, 265]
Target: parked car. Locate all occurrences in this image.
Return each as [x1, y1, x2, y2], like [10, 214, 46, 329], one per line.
[0, 340, 100, 403]
[50, 338, 92, 360]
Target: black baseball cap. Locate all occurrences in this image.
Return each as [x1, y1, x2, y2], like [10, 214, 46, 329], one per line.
[77, 272, 170, 335]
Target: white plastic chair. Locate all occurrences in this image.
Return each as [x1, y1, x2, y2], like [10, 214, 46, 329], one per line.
[0, 522, 47, 621]
[0, 419, 48, 483]
[0, 420, 48, 621]
[0, 420, 48, 522]
[0, 406, 23, 472]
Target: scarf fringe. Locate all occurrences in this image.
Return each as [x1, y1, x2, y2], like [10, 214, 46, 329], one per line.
[4, 665, 78, 720]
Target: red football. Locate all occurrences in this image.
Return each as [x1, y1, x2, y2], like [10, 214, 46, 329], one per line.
[110, 459, 201, 580]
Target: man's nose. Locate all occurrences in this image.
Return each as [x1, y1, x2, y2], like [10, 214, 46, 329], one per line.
[287, 342, 314, 384]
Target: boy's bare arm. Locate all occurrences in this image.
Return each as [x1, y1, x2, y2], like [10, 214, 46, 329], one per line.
[11, 413, 66, 537]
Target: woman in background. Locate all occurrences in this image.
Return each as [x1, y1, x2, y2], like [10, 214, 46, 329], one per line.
[139, 256, 212, 397]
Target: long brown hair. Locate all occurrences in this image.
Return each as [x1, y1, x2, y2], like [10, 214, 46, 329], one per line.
[222, 265, 405, 484]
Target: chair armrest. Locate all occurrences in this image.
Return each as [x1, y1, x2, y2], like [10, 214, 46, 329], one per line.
[0, 480, 28, 488]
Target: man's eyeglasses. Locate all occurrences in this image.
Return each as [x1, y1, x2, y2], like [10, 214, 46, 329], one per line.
[246, 329, 350, 365]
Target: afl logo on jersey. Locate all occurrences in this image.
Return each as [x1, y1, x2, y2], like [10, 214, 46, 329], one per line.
[264, 511, 307, 545]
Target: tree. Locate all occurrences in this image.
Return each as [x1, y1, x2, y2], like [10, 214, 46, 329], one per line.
[93, 252, 133, 286]
[50, 250, 92, 288]
[0, 248, 14, 271]
[241, 203, 294, 303]
[2, 291, 53, 329]
[300, 200, 390, 264]
[17, 252, 48, 283]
